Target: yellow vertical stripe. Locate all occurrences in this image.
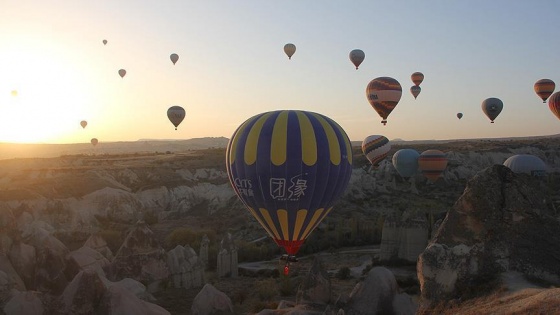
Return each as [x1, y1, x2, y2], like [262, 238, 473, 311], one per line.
[277, 209, 289, 241]
[228, 117, 255, 165]
[245, 112, 273, 165]
[311, 113, 341, 165]
[293, 209, 308, 241]
[299, 208, 324, 240]
[259, 208, 281, 240]
[247, 207, 275, 240]
[271, 111, 288, 166]
[296, 111, 317, 166]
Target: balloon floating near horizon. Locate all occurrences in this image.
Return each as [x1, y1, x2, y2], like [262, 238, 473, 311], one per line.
[170, 53, 179, 65]
[284, 43, 296, 59]
[534, 79, 555, 103]
[548, 91, 560, 121]
[410, 85, 421, 99]
[80, 120, 87, 129]
[503, 154, 547, 176]
[392, 149, 419, 179]
[118, 69, 126, 78]
[481, 97, 503, 123]
[349, 49, 365, 70]
[91, 138, 98, 146]
[167, 106, 186, 130]
[411, 72, 424, 86]
[362, 135, 390, 169]
[366, 77, 402, 125]
[226, 110, 353, 272]
[102, 39, 107, 45]
[418, 150, 448, 183]
[457, 112, 463, 119]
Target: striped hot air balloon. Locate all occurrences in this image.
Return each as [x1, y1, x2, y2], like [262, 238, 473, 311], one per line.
[548, 91, 560, 121]
[226, 110, 353, 258]
[534, 79, 555, 103]
[366, 77, 402, 125]
[418, 150, 448, 183]
[362, 135, 390, 168]
[411, 72, 424, 86]
[410, 85, 421, 99]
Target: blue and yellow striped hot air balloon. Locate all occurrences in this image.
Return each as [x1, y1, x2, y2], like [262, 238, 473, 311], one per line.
[226, 110, 353, 257]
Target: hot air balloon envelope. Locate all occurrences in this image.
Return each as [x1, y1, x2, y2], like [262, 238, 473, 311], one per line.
[411, 72, 424, 86]
[80, 120, 87, 129]
[362, 135, 390, 168]
[226, 110, 353, 256]
[547, 91, 560, 121]
[167, 106, 186, 130]
[481, 97, 503, 123]
[284, 43, 296, 59]
[392, 149, 419, 178]
[534, 79, 555, 103]
[503, 154, 547, 176]
[118, 69, 126, 78]
[418, 150, 448, 182]
[410, 85, 421, 99]
[366, 77, 402, 125]
[170, 53, 179, 65]
[102, 39, 107, 45]
[91, 138, 98, 146]
[457, 113, 463, 119]
[349, 49, 365, 70]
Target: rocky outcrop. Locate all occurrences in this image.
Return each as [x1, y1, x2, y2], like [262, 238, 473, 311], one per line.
[418, 165, 560, 304]
[217, 233, 238, 278]
[110, 221, 170, 293]
[166, 245, 205, 289]
[296, 256, 331, 306]
[3, 291, 44, 315]
[83, 233, 114, 261]
[191, 283, 234, 315]
[66, 246, 110, 275]
[199, 234, 209, 267]
[8, 240, 36, 290]
[379, 213, 428, 263]
[345, 266, 399, 315]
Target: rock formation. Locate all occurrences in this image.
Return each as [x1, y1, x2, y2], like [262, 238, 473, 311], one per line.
[296, 256, 331, 306]
[379, 213, 428, 263]
[191, 283, 234, 315]
[418, 165, 560, 304]
[83, 233, 114, 261]
[166, 245, 205, 289]
[199, 234, 209, 267]
[217, 233, 238, 278]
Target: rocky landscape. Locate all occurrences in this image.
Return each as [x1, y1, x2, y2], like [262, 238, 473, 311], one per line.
[0, 135, 559, 314]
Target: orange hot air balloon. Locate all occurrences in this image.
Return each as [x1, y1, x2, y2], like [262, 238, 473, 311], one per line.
[548, 91, 560, 121]
[91, 138, 98, 146]
[411, 72, 424, 86]
[410, 85, 421, 99]
[284, 43, 296, 59]
[118, 69, 126, 78]
[418, 149, 448, 183]
[80, 120, 87, 129]
[534, 79, 555, 103]
[170, 53, 179, 65]
[366, 77, 402, 125]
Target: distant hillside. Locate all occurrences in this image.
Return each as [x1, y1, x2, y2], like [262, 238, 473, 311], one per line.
[0, 137, 230, 159]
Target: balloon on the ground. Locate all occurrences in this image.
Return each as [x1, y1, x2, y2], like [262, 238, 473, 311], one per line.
[102, 39, 107, 45]
[481, 97, 503, 123]
[418, 150, 448, 182]
[503, 154, 547, 176]
[457, 113, 463, 119]
[167, 106, 186, 130]
[366, 77, 402, 125]
[118, 69, 126, 78]
[392, 149, 419, 178]
[80, 120, 87, 129]
[226, 110, 353, 256]
[170, 53, 179, 65]
[91, 138, 98, 146]
[349, 49, 365, 70]
[547, 91, 560, 121]
[362, 135, 390, 168]
[410, 85, 421, 99]
[411, 72, 424, 86]
[534, 79, 555, 103]
[284, 43, 296, 60]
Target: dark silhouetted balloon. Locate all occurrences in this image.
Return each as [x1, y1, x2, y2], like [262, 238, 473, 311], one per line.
[226, 110, 353, 257]
[366, 77, 402, 125]
[284, 43, 296, 60]
[170, 53, 179, 65]
[80, 120, 87, 129]
[167, 106, 186, 130]
[481, 97, 503, 123]
[102, 39, 107, 45]
[118, 69, 126, 78]
[349, 49, 365, 70]
[410, 85, 421, 99]
[534, 79, 555, 103]
[457, 113, 463, 119]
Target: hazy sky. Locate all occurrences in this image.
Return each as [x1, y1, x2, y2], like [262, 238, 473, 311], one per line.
[0, 1, 559, 144]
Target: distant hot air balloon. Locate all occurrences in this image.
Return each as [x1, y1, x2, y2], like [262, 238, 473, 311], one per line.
[548, 91, 560, 121]
[392, 149, 419, 179]
[418, 150, 448, 183]
[91, 138, 98, 146]
[10, 90, 17, 97]
[284, 43, 296, 60]
[102, 39, 107, 45]
[411, 72, 424, 86]
[118, 69, 126, 78]
[80, 120, 87, 129]
[410, 85, 421, 99]
[226, 110, 353, 272]
[366, 77, 402, 125]
[481, 97, 503, 123]
[167, 106, 186, 130]
[349, 49, 365, 70]
[457, 113, 463, 119]
[170, 53, 179, 65]
[362, 135, 390, 168]
[534, 79, 555, 103]
[503, 154, 547, 176]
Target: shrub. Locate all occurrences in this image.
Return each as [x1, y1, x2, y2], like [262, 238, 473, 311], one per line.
[255, 278, 278, 301]
[336, 266, 352, 280]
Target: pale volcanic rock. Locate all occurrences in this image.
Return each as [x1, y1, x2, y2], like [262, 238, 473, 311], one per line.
[3, 290, 44, 315]
[8, 241, 36, 290]
[344, 266, 399, 315]
[166, 245, 205, 289]
[191, 283, 234, 315]
[296, 256, 331, 306]
[0, 254, 25, 291]
[83, 233, 114, 261]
